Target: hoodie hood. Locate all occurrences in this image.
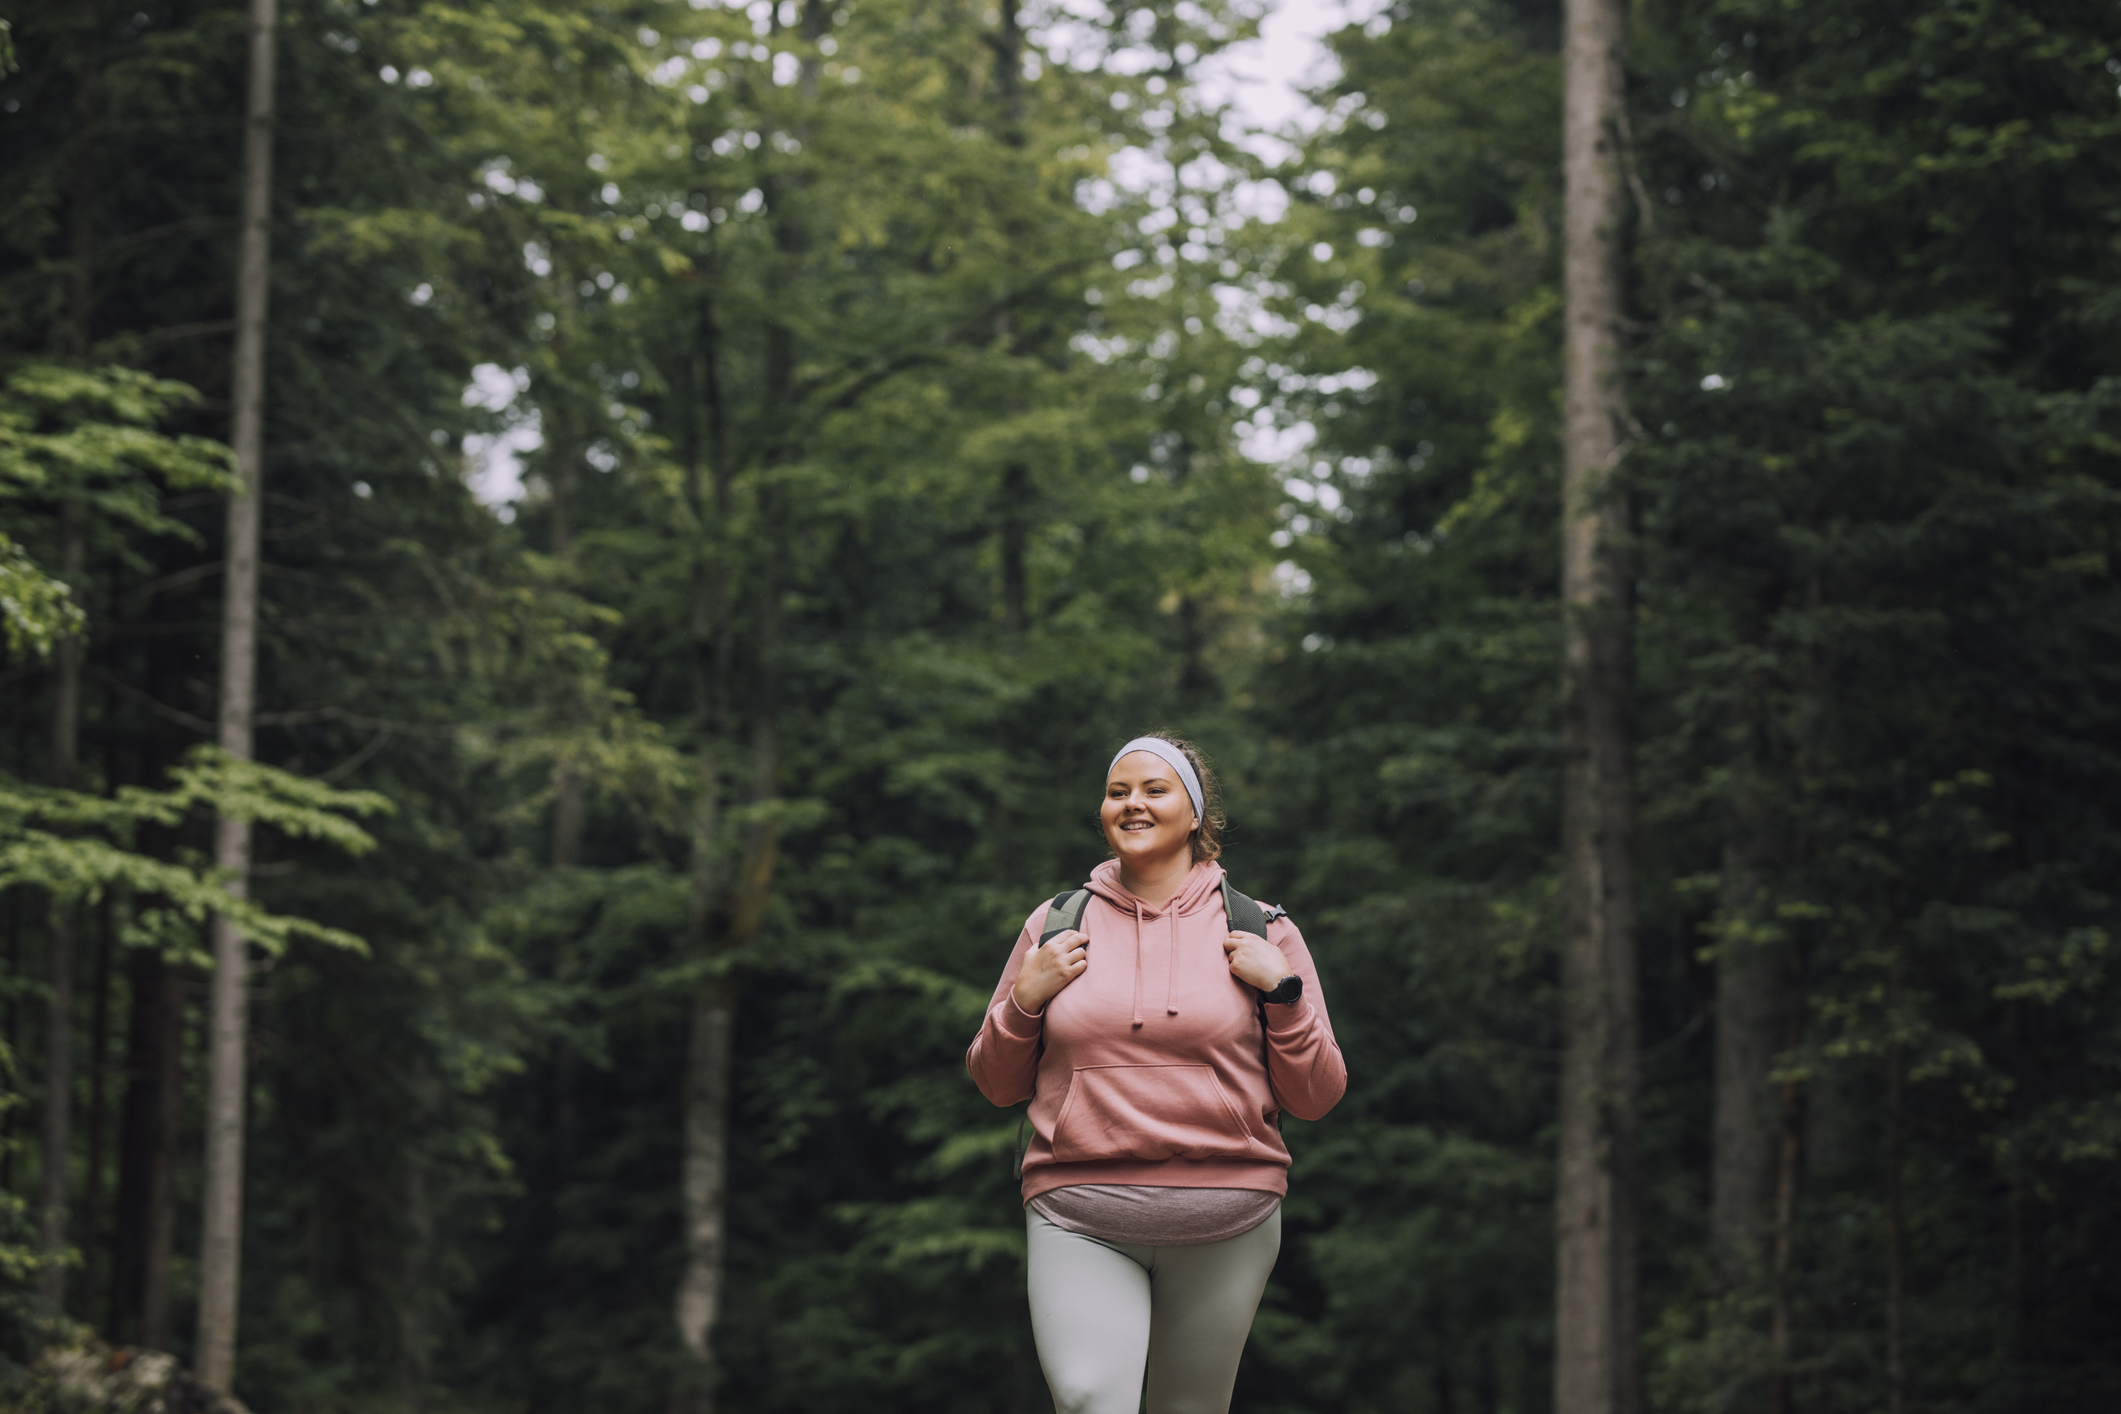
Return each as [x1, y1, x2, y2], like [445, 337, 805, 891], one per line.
[1084, 859, 1226, 1026]
[1084, 857, 1225, 916]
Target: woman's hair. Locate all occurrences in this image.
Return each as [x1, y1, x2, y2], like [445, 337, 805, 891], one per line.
[1105, 731, 1226, 864]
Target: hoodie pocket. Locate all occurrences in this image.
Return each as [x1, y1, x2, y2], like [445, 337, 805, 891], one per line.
[1051, 1064, 1260, 1163]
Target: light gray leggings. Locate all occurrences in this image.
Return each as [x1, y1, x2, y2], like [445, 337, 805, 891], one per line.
[1026, 1208, 1282, 1414]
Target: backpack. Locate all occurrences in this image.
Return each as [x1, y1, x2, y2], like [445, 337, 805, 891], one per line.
[1014, 877, 1289, 1178]
[1037, 875, 1287, 947]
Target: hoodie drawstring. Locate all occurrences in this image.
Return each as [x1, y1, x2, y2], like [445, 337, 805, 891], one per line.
[1094, 860, 1222, 1029]
[1130, 899, 1146, 1028]
[1166, 908, 1180, 1016]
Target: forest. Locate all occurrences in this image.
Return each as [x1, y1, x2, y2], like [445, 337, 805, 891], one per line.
[1, 0, 2117, 1410]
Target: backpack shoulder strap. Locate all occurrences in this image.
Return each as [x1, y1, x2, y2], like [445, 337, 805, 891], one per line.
[1226, 876, 1293, 1123]
[1222, 877, 1273, 939]
[1017, 887, 1091, 1178]
[1039, 888, 1093, 945]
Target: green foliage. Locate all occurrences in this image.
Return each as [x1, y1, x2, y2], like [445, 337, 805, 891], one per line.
[0, 747, 386, 960]
[0, 531, 80, 660]
[1614, 0, 2121, 1403]
[1227, 2, 1569, 1404]
[1, 0, 2117, 1410]
[1234, 0, 2121, 1407]
[0, 363, 234, 514]
[0, 362, 233, 660]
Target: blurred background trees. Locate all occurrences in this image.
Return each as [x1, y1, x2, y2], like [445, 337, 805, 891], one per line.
[0, 0, 2115, 1411]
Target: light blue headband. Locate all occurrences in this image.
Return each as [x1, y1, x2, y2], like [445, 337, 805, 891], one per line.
[1108, 737, 1205, 821]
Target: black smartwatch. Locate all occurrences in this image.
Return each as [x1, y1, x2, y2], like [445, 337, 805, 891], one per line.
[1260, 974, 1302, 1006]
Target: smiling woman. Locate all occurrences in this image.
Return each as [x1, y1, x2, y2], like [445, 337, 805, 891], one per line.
[1102, 733, 1223, 871]
[967, 732, 1347, 1414]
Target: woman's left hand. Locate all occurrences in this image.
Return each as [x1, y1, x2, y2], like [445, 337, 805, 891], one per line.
[1223, 932, 1290, 992]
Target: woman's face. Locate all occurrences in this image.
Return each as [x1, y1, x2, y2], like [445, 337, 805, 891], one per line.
[1101, 750, 1199, 865]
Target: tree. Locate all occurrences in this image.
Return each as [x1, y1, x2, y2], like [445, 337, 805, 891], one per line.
[1555, 0, 1640, 1406]
[1, 361, 231, 1321]
[0, 742, 386, 1362]
[1219, 1, 1573, 1405]
[1626, 0, 2121, 1407]
[0, 0, 660, 1400]
[195, 0, 278, 1389]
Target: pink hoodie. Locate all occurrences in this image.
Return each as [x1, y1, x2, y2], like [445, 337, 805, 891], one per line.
[967, 859, 1346, 1203]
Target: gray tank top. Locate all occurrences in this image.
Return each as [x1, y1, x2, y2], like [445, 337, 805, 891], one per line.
[1030, 1184, 1280, 1247]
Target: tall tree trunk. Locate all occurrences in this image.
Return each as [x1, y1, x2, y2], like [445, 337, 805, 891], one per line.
[109, 947, 182, 1347]
[2004, 1156, 2027, 1412]
[3, 901, 18, 1194]
[1714, 757, 1794, 1407]
[547, 457, 585, 1165]
[547, 416, 579, 559]
[1711, 791, 1784, 1288]
[548, 410, 587, 873]
[677, 496, 785, 1398]
[2001, 992, 2027, 1413]
[1884, 1036, 1906, 1414]
[991, 371, 1026, 876]
[549, 661, 584, 869]
[542, 390, 587, 1189]
[1163, 438, 1214, 707]
[197, 0, 277, 1389]
[550, 775, 586, 869]
[1768, 1076, 1800, 1414]
[139, 974, 181, 1353]
[397, 1156, 435, 1410]
[672, 296, 737, 1414]
[80, 902, 115, 1317]
[38, 493, 88, 1307]
[38, 903, 76, 1308]
[673, 974, 733, 1414]
[41, 13, 102, 1314]
[999, 461, 1029, 636]
[675, 497, 788, 1407]
[1432, 1316, 1458, 1414]
[1554, 0, 1639, 1407]
[991, 0, 1030, 640]
[1174, 593, 1214, 707]
[733, 503, 786, 956]
[672, 22, 821, 1392]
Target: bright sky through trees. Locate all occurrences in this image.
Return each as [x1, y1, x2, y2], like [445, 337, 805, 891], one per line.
[460, 0, 1379, 513]
[1201, 0, 1383, 143]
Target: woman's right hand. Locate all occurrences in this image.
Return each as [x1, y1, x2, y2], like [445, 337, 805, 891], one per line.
[1013, 930, 1089, 1014]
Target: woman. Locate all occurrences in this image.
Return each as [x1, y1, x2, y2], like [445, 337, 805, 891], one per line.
[968, 733, 1346, 1414]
